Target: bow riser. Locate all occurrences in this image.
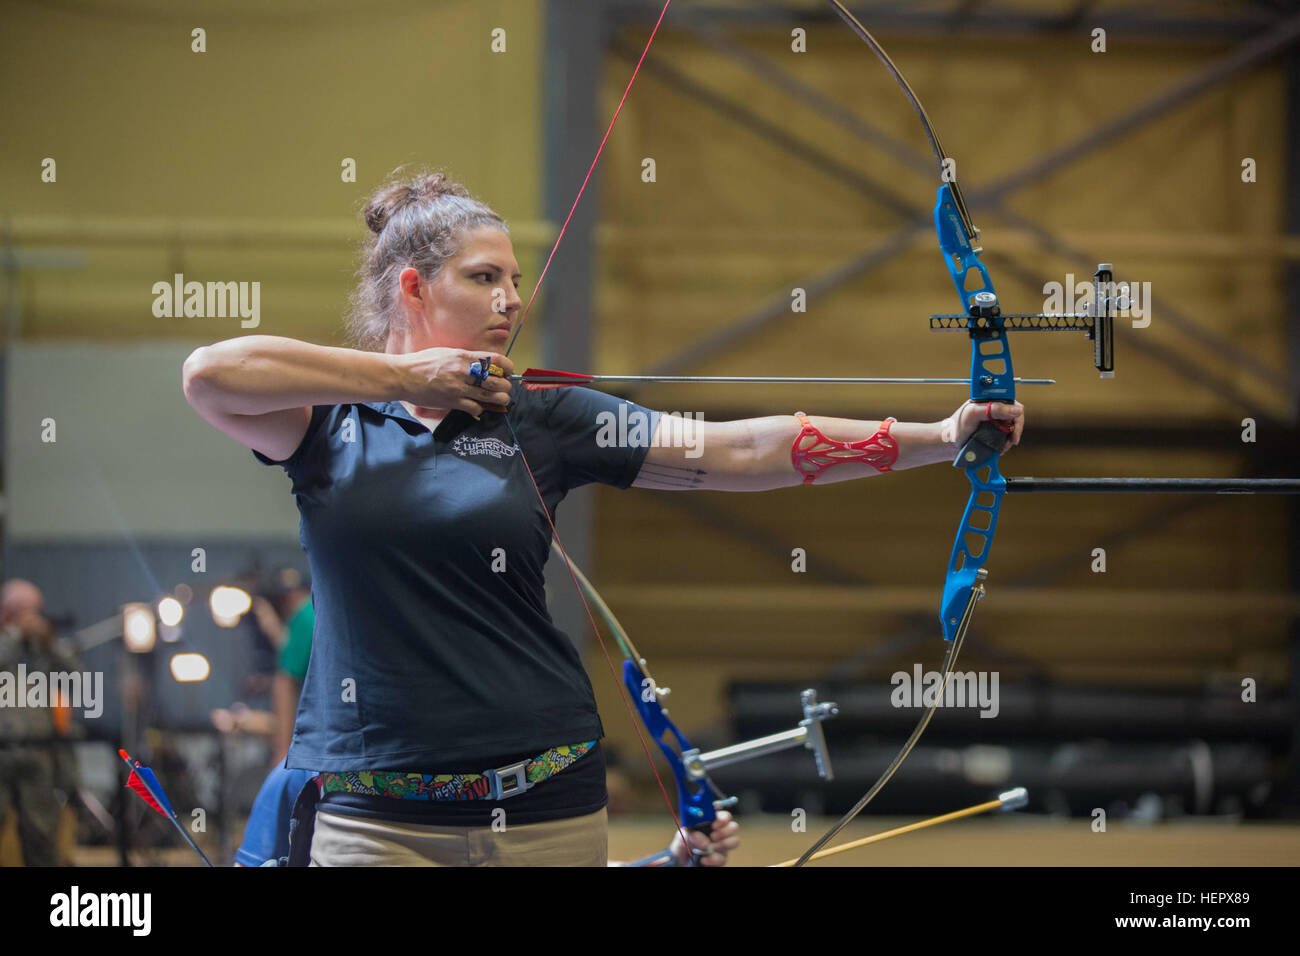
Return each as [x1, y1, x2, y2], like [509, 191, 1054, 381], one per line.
[622, 659, 717, 830]
[935, 186, 996, 313]
[934, 181, 1014, 642]
[942, 461, 1006, 643]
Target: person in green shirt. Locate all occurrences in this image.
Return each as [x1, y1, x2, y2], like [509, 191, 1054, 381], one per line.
[267, 570, 312, 764]
[277, 595, 313, 685]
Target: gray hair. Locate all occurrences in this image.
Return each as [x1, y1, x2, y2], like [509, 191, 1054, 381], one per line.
[345, 167, 508, 352]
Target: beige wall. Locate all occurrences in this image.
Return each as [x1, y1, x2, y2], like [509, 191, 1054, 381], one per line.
[3, 6, 1293, 692]
[1, 0, 548, 343]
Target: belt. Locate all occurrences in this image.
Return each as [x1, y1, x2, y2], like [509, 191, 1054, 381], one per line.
[319, 740, 596, 801]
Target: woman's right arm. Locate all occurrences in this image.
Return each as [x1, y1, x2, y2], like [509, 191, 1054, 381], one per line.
[182, 336, 408, 462]
[181, 336, 513, 462]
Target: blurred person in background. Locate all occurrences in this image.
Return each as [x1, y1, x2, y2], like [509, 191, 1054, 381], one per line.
[0, 579, 81, 865]
[213, 565, 314, 864]
[255, 567, 313, 764]
[211, 567, 312, 760]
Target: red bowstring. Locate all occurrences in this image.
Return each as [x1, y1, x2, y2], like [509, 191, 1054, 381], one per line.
[506, 435, 692, 859]
[500, 0, 696, 861]
[505, 0, 675, 358]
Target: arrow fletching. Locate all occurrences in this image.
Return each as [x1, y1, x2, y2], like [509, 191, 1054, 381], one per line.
[119, 749, 176, 817]
[517, 367, 595, 390]
[118, 748, 213, 866]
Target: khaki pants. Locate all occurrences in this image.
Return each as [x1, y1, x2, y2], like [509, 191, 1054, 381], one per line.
[310, 806, 608, 867]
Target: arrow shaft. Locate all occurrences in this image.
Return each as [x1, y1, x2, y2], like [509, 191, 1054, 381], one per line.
[171, 816, 214, 867]
[516, 374, 1055, 386]
[772, 789, 1025, 867]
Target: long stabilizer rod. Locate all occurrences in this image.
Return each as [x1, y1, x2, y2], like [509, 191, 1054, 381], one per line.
[1007, 478, 1300, 494]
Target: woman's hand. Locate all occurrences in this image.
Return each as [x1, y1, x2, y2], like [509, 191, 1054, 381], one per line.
[941, 399, 1025, 454]
[669, 810, 740, 866]
[395, 348, 514, 417]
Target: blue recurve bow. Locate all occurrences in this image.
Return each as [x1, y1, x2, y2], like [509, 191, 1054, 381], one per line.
[791, 1, 1115, 866]
[503, 0, 1109, 868]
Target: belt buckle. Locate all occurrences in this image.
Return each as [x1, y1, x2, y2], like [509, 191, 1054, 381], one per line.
[485, 760, 530, 800]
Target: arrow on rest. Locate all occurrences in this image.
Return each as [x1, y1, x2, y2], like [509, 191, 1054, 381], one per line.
[514, 367, 1056, 389]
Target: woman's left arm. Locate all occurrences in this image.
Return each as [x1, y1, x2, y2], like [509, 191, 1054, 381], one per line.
[631, 401, 1024, 492]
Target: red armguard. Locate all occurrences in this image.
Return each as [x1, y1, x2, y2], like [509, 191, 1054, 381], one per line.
[791, 412, 899, 484]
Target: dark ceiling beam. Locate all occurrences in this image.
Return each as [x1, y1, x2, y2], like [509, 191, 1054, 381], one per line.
[609, 1, 1281, 42]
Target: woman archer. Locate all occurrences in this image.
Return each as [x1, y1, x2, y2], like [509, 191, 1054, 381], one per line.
[182, 168, 1023, 866]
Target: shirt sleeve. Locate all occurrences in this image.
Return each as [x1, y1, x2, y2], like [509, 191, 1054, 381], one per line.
[252, 405, 332, 471]
[539, 387, 661, 491]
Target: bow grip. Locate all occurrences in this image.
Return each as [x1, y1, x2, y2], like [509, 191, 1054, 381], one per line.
[953, 417, 1010, 470]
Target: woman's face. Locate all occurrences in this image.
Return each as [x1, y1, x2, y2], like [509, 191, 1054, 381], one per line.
[390, 226, 523, 354]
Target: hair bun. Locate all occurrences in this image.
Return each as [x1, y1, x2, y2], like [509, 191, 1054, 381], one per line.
[362, 169, 469, 235]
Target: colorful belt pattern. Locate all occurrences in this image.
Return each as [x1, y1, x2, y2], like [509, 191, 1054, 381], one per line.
[319, 741, 596, 801]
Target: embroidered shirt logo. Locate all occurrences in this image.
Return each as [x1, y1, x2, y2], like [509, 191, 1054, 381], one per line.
[451, 435, 520, 459]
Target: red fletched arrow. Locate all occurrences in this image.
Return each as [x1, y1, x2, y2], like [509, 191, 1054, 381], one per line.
[119, 749, 213, 866]
[512, 368, 1054, 389]
[517, 367, 594, 390]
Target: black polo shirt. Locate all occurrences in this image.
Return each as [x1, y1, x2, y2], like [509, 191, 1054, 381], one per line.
[254, 384, 659, 825]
